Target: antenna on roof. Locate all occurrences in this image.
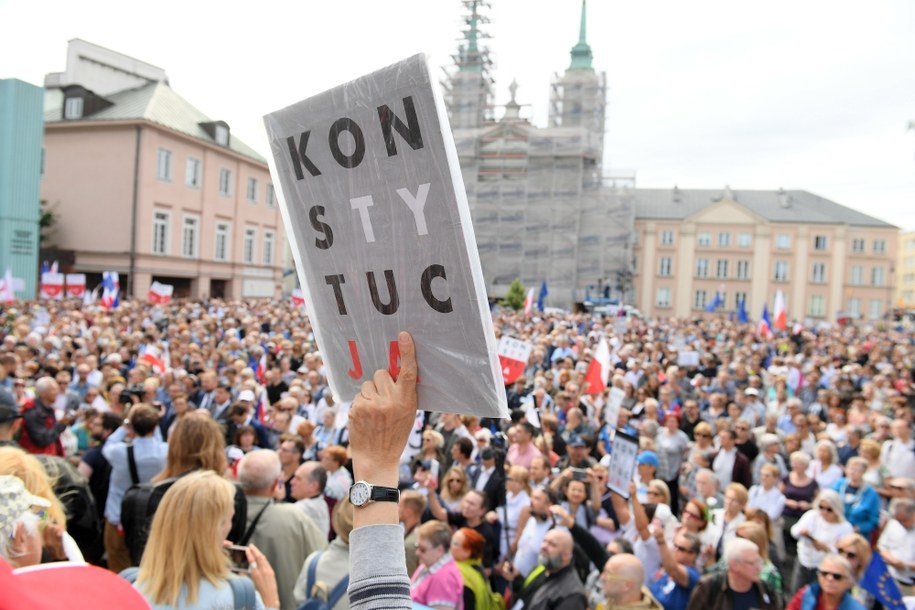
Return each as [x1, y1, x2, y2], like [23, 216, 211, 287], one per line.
[777, 187, 792, 208]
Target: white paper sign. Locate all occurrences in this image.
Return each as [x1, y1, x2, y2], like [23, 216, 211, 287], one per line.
[606, 430, 639, 499]
[263, 54, 507, 418]
[604, 387, 626, 429]
[677, 351, 700, 367]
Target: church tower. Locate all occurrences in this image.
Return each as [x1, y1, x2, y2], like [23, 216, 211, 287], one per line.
[444, 0, 494, 129]
[549, 0, 607, 160]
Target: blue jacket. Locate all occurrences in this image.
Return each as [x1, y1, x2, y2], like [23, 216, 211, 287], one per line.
[796, 583, 865, 610]
[831, 478, 880, 536]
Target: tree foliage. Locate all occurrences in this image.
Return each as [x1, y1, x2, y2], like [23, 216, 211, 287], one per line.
[500, 278, 527, 310]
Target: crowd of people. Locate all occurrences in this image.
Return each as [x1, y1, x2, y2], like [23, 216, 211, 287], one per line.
[1, 297, 915, 610]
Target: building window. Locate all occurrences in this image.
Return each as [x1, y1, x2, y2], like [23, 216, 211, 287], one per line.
[657, 287, 671, 308]
[905, 290, 914, 302]
[263, 231, 275, 266]
[219, 168, 232, 197]
[152, 210, 169, 255]
[695, 290, 707, 309]
[874, 239, 886, 254]
[718, 232, 730, 247]
[181, 216, 199, 258]
[774, 261, 789, 281]
[735, 292, 747, 310]
[64, 97, 83, 119]
[850, 265, 863, 285]
[869, 299, 882, 320]
[814, 235, 828, 250]
[659, 257, 672, 276]
[156, 148, 172, 181]
[247, 177, 258, 204]
[697, 232, 711, 247]
[632, 232, 640, 246]
[737, 232, 752, 248]
[266, 184, 276, 207]
[186, 158, 201, 188]
[812, 262, 826, 283]
[716, 259, 728, 279]
[872, 266, 884, 287]
[851, 238, 865, 253]
[243, 228, 256, 264]
[809, 295, 825, 317]
[215, 222, 229, 261]
[736, 260, 750, 280]
[660, 231, 674, 246]
[696, 259, 709, 278]
[848, 298, 861, 316]
[776, 234, 791, 249]
[215, 125, 229, 146]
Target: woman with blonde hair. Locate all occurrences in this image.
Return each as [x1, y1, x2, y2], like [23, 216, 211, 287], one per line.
[789, 488, 854, 593]
[499, 465, 531, 560]
[132, 471, 279, 609]
[709, 521, 782, 597]
[835, 533, 877, 609]
[439, 466, 470, 511]
[0, 446, 82, 561]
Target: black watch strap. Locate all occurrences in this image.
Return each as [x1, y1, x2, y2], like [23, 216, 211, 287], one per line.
[370, 486, 400, 503]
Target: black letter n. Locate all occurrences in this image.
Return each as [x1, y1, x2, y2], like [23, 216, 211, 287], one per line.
[377, 96, 424, 158]
[286, 132, 322, 180]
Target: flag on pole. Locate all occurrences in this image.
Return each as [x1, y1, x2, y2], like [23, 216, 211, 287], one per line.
[758, 304, 772, 339]
[523, 287, 535, 315]
[859, 552, 904, 610]
[737, 297, 748, 323]
[65, 274, 86, 299]
[773, 290, 787, 330]
[291, 288, 306, 308]
[148, 281, 174, 304]
[536, 280, 549, 311]
[83, 285, 98, 306]
[584, 338, 612, 395]
[0, 268, 14, 304]
[140, 346, 167, 374]
[497, 336, 534, 385]
[705, 292, 723, 313]
[101, 272, 120, 309]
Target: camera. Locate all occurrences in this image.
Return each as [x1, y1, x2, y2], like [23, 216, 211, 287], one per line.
[119, 384, 145, 404]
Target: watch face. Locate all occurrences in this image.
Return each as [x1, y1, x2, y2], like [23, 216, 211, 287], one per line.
[350, 481, 371, 506]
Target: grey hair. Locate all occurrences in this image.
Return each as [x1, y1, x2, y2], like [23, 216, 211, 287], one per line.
[815, 489, 846, 522]
[0, 510, 40, 562]
[723, 537, 758, 566]
[696, 468, 719, 490]
[815, 440, 839, 466]
[237, 449, 282, 494]
[819, 553, 854, 581]
[789, 451, 812, 468]
[34, 376, 57, 395]
[890, 497, 915, 520]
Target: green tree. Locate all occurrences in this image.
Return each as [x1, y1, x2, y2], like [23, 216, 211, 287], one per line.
[39, 199, 57, 248]
[500, 278, 527, 310]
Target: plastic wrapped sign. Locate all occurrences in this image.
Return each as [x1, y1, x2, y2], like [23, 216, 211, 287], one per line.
[263, 54, 507, 419]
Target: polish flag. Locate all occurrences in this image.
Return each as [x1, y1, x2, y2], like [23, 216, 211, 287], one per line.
[774, 290, 787, 331]
[497, 336, 533, 385]
[141, 346, 167, 374]
[584, 338, 612, 395]
[523, 288, 535, 315]
[65, 274, 86, 298]
[291, 288, 305, 308]
[148, 281, 174, 304]
[0, 268, 14, 303]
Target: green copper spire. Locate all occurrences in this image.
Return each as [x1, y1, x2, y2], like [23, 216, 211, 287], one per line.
[569, 0, 593, 70]
[459, 0, 484, 73]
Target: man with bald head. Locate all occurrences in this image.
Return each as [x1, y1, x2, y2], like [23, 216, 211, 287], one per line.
[601, 553, 662, 610]
[503, 528, 586, 610]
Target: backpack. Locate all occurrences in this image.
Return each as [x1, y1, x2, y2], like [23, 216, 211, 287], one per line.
[297, 551, 349, 610]
[120, 567, 256, 610]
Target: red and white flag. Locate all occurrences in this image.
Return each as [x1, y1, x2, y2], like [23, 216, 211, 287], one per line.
[0, 268, 14, 304]
[523, 288, 535, 315]
[65, 274, 86, 298]
[584, 338, 612, 395]
[141, 346, 167, 373]
[291, 288, 306, 308]
[148, 281, 174, 304]
[774, 290, 787, 331]
[39, 272, 64, 300]
[497, 336, 533, 385]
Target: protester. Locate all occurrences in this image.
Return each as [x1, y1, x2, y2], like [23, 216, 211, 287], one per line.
[0, 474, 50, 567]
[789, 489, 854, 593]
[784, 554, 864, 610]
[294, 498, 354, 610]
[686, 538, 780, 610]
[410, 519, 464, 610]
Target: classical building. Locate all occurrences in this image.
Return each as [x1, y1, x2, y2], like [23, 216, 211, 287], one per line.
[448, 0, 634, 309]
[631, 187, 899, 323]
[39, 39, 284, 299]
[896, 231, 915, 308]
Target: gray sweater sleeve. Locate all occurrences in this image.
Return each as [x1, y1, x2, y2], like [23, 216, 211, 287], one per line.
[348, 524, 412, 610]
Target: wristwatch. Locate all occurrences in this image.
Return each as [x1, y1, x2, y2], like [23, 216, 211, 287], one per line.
[349, 480, 400, 507]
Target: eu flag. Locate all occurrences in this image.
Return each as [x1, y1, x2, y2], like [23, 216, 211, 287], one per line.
[537, 280, 548, 311]
[705, 292, 723, 313]
[860, 553, 904, 610]
[737, 297, 748, 323]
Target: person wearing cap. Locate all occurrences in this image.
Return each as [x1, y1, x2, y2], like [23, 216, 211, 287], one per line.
[633, 451, 659, 504]
[0, 404, 22, 447]
[557, 435, 595, 471]
[740, 388, 766, 427]
[0, 474, 51, 568]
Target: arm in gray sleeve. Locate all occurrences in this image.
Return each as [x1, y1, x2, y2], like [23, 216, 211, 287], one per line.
[348, 524, 411, 610]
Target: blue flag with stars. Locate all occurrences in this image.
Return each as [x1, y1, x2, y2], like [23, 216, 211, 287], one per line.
[860, 552, 904, 610]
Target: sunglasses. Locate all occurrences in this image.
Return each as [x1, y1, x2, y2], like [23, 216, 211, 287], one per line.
[683, 511, 703, 521]
[818, 569, 845, 582]
[674, 544, 696, 554]
[818, 505, 834, 513]
[837, 549, 857, 560]
[695, 433, 711, 438]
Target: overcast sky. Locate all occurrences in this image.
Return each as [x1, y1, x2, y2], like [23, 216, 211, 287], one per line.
[3, 0, 913, 229]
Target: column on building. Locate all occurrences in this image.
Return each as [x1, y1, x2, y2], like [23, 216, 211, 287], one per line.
[791, 226, 810, 321]
[640, 222, 657, 316]
[675, 223, 696, 318]
[750, 225, 772, 316]
[829, 226, 848, 323]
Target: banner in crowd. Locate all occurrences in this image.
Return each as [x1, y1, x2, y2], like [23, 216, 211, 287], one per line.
[263, 53, 507, 418]
[291, 288, 306, 308]
[39, 272, 64, 300]
[65, 274, 86, 298]
[584, 338, 611, 395]
[497, 336, 533, 385]
[0, 268, 14, 303]
[101, 272, 120, 309]
[603, 386, 625, 428]
[148, 281, 174, 304]
[606, 430, 639, 499]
